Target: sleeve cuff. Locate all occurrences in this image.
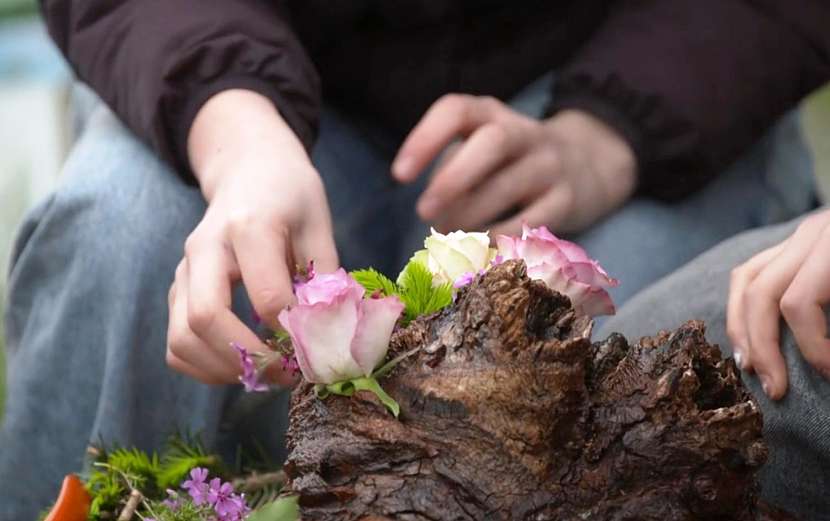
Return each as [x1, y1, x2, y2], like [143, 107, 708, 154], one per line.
[547, 72, 709, 201]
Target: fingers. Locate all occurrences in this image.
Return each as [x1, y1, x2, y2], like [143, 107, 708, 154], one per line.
[780, 226, 830, 377]
[294, 209, 340, 274]
[489, 186, 573, 238]
[742, 220, 824, 399]
[392, 94, 501, 182]
[436, 152, 556, 232]
[229, 216, 295, 328]
[167, 261, 242, 384]
[417, 122, 518, 220]
[726, 243, 784, 370]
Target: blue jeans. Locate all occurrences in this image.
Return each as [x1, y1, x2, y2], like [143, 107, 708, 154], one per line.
[0, 80, 815, 518]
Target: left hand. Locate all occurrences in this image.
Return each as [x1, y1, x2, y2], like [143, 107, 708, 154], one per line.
[727, 209, 830, 400]
[391, 95, 637, 236]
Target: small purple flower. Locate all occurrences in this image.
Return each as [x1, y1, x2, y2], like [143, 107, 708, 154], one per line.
[491, 254, 504, 267]
[182, 467, 209, 506]
[453, 272, 476, 288]
[207, 478, 250, 520]
[232, 343, 269, 392]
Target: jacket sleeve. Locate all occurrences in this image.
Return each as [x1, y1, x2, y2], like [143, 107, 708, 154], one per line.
[548, 0, 830, 200]
[40, 0, 321, 179]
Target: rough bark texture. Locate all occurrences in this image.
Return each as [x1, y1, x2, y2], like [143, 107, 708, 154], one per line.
[284, 260, 796, 520]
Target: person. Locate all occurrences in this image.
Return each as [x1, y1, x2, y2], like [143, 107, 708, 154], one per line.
[2, 1, 829, 517]
[600, 205, 830, 520]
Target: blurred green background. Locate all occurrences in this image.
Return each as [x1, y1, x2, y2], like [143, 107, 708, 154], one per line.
[1, 0, 830, 420]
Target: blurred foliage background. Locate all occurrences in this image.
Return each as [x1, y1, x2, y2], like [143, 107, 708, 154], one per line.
[1, 0, 830, 419]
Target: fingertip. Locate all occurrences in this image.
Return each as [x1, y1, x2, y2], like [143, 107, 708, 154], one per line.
[416, 194, 441, 221]
[732, 347, 745, 371]
[392, 155, 417, 182]
[758, 371, 787, 401]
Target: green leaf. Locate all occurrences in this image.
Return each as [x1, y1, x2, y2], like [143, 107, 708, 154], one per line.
[351, 268, 398, 296]
[315, 377, 400, 417]
[156, 435, 220, 490]
[247, 496, 300, 521]
[397, 260, 453, 323]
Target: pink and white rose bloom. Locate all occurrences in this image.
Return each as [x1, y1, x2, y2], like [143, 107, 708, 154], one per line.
[411, 228, 497, 286]
[497, 224, 618, 317]
[278, 268, 404, 384]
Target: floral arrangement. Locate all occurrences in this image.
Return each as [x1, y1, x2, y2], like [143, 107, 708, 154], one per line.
[235, 224, 618, 416]
[43, 225, 616, 521]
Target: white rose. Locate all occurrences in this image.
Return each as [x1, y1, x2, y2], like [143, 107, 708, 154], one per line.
[410, 228, 496, 286]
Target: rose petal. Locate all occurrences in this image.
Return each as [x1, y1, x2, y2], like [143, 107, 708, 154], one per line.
[279, 294, 363, 384]
[350, 296, 405, 376]
[295, 268, 364, 306]
[495, 235, 519, 259]
[447, 230, 491, 265]
[424, 235, 476, 283]
[516, 235, 569, 269]
[567, 261, 619, 288]
[278, 308, 317, 382]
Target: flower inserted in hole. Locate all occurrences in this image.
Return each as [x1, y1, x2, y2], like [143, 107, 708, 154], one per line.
[497, 224, 618, 316]
[278, 268, 404, 385]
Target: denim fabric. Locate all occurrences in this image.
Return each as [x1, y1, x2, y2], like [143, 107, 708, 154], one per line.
[599, 212, 830, 521]
[0, 78, 816, 518]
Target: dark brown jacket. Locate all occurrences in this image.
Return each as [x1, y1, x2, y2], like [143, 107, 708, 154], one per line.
[41, 1, 830, 199]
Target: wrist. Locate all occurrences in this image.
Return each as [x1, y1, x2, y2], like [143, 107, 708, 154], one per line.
[188, 89, 312, 201]
[545, 109, 637, 205]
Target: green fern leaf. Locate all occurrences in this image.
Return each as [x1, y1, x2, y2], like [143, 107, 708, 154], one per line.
[397, 260, 452, 322]
[350, 268, 398, 296]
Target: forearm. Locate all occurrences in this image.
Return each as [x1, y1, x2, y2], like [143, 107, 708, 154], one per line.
[188, 90, 314, 202]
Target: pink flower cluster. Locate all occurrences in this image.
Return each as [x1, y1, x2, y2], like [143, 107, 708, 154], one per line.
[181, 467, 250, 520]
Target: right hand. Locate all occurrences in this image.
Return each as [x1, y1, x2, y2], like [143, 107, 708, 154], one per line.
[727, 208, 830, 399]
[166, 89, 339, 386]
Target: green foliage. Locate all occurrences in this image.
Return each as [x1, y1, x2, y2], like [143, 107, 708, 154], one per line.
[86, 449, 147, 519]
[351, 268, 397, 296]
[85, 435, 221, 520]
[396, 260, 453, 323]
[351, 261, 453, 325]
[316, 376, 400, 417]
[156, 437, 218, 490]
[142, 496, 215, 521]
[247, 496, 299, 521]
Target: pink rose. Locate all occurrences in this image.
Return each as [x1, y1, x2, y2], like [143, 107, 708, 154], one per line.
[497, 224, 618, 317]
[278, 269, 404, 384]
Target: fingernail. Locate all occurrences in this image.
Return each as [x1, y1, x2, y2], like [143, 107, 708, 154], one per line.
[759, 374, 772, 398]
[392, 156, 413, 179]
[733, 349, 744, 370]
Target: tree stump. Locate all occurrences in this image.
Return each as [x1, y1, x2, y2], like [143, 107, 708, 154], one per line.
[284, 260, 795, 520]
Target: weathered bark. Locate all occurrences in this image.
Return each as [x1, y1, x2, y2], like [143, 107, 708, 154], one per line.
[284, 260, 795, 520]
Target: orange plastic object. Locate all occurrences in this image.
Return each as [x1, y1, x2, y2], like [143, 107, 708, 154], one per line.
[45, 474, 91, 521]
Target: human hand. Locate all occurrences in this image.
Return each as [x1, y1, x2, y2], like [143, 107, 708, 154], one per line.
[391, 95, 637, 235]
[727, 209, 830, 399]
[166, 89, 338, 386]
